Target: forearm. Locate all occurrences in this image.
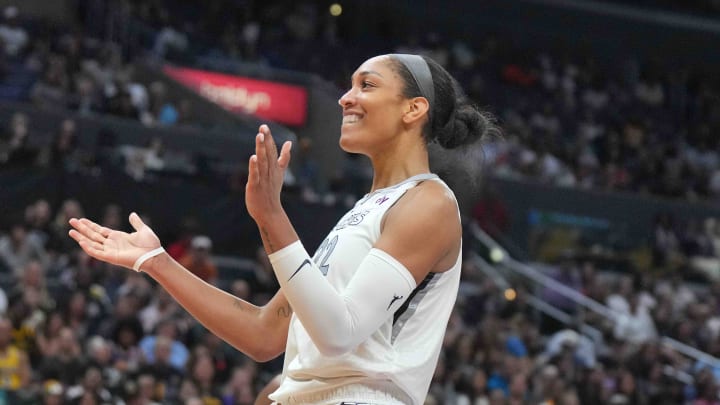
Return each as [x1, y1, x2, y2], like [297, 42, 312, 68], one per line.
[144, 253, 288, 361]
[269, 242, 415, 356]
[256, 210, 300, 254]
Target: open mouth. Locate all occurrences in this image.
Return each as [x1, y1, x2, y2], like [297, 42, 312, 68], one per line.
[342, 114, 363, 125]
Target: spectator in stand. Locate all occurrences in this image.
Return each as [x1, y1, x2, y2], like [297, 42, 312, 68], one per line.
[8, 259, 54, 312]
[24, 199, 54, 248]
[86, 335, 125, 393]
[37, 118, 83, 171]
[139, 335, 185, 402]
[139, 286, 182, 334]
[0, 6, 28, 58]
[37, 326, 85, 386]
[613, 292, 658, 345]
[68, 74, 103, 115]
[30, 55, 69, 109]
[134, 372, 162, 405]
[152, 19, 189, 60]
[178, 235, 218, 284]
[49, 199, 84, 253]
[191, 327, 241, 385]
[0, 112, 36, 168]
[652, 213, 681, 269]
[65, 365, 116, 404]
[166, 216, 201, 261]
[0, 222, 49, 272]
[41, 379, 64, 405]
[35, 311, 66, 359]
[0, 316, 31, 402]
[111, 316, 145, 375]
[187, 349, 223, 403]
[222, 364, 258, 405]
[95, 291, 143, 340]
[108, 89, 141, 120]
[139, 318, 190, 371]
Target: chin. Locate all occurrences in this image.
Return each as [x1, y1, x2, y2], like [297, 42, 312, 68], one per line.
[339, 132, 361, 153]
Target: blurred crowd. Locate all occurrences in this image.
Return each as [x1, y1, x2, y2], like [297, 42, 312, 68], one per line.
[95, 0, 720, 203]
[0, 197, 284, 404]
[3, 196, 720, 404]
[430, 254, 720, 405]
[2, 0, 720, 404]
[0, 5, 193, 127]
[2, 1, 720, 202]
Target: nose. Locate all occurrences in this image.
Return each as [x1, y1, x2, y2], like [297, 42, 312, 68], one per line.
[338, 88, 355, 108]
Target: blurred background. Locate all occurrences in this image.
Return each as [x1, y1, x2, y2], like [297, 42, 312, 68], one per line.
[0, 0, 719, 403]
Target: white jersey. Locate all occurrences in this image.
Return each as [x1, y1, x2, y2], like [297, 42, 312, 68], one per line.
[269, 173, 462, 405]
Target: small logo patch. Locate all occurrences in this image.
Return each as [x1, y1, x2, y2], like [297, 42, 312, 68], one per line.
[375, 196, 390, 205]
[387, 294, 404, 310]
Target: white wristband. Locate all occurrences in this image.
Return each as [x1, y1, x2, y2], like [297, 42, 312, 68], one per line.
[132, 247, 166, 272]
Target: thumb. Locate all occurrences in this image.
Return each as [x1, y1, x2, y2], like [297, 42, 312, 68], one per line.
[129, 212, 146, 232]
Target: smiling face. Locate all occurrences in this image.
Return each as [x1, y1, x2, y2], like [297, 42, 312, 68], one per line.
[338, 56, 411, 156]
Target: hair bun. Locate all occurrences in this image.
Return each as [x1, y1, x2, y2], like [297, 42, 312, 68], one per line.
[435, 104, 495, 149]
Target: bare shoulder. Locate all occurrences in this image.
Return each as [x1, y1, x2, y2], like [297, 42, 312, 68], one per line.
[387, 179, 459, 225]
[376, 179, 461, 281]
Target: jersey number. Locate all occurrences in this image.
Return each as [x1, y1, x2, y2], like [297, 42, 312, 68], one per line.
[313, 235, 338, 276]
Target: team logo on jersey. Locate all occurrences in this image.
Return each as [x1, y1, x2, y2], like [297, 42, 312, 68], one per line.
[334, 210, 369, 230]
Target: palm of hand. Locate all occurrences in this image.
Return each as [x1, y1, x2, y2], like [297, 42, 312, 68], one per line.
[68, 213, 161, 270]
[103, 227, 160, 268]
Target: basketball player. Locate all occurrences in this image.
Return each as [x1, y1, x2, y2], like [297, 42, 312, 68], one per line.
[68, 54, 494, 404]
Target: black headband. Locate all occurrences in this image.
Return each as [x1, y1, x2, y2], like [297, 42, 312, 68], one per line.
[392, 54, 435, 111]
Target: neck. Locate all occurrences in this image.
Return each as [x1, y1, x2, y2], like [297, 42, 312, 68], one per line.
[369, 134, 430, 191]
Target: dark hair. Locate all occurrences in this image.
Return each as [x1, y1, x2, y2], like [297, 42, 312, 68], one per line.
[388, 55, 498, 149]
[387, 55, 502, 206]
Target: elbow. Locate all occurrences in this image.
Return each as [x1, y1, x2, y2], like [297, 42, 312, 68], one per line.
[249, 351, 280, 363]
[316, 343, 351, 357]
[303, 312, 359, 356]
[247, 345, 284, 363]
[232, 333, 285, 363]
[314, 335, 356, 357]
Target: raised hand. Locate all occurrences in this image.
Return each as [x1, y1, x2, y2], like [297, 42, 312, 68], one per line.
[68, 212, 162, 271]
[245, 124, 292, 224]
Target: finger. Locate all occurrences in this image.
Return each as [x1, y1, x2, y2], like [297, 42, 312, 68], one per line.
[278, 141, 292, 169]
[129, 212, 146, 232]
[255, 132, 268, 176]
[69, 230, 110, 257]
[75, 218, 109, 243]
[69, 217, 93, 237]
[84, 218, 112, 238]
[248, 154, 259, 185]
[260, 125, 279, 162]
[69, 229, 103, 249]
[76, 238, 113, 262]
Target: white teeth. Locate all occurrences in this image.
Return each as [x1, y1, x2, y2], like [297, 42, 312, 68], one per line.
[343, 114, 361, 124]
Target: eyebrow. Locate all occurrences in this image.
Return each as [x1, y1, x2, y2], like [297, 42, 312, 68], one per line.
[352, 70, 384, 81]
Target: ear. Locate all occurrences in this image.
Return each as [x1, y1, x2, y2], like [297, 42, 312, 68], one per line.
[402, 97, 430, 125]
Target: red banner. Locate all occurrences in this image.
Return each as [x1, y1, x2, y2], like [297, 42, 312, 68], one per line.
[163, 65, 308, 126]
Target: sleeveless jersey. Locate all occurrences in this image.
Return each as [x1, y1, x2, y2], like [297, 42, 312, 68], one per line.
[269, 173, 462, 405]
[0, 345, 23, 390]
